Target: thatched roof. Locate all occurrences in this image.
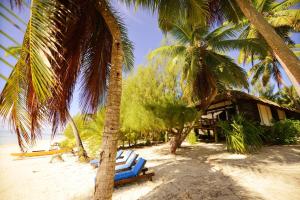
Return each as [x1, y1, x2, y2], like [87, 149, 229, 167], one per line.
[213, 90, 300, 113]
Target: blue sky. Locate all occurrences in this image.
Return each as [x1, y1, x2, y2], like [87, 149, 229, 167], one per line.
[0, 1, 299, 117]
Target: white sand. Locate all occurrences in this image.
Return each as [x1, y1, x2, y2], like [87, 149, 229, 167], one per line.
[1, 142, 300, 200]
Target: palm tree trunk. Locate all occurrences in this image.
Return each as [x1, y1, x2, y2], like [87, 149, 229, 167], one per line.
[170, 133, 181, 154]
[66, 112, 88, 160]
[94, 1, 123, 199]
[234, 0, 300, 96]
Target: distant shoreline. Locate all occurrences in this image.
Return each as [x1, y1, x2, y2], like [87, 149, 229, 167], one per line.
[0, 131, 65, 147]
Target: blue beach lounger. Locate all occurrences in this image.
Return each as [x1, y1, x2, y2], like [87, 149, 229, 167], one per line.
[90, 149, 124, 168]
[116, 150, 133, 164]
[114, 158, 155, 186]
[115, 152, 138, 172]
[116, 149, 123, 159]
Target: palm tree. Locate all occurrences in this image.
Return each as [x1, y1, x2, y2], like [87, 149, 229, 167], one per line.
[277, 86, 300, 110]
[237, 0, 299, 88]
[149, 22, 252, 152]
[123, 0, 300, 96]
[251, 82, 279, 102]
[2, 49, 89, 160]
[149, 23, 252, 106]
[248, 53, 284, 87]
[1, 3, 89, 160]
[1, 1, 133, 199]
[234, 0, 300, 96]
[66, 112, 89, 160]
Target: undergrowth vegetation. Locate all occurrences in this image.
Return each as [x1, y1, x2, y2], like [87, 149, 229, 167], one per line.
[218, 115, 264, 153]
[265, 119, 300, 145]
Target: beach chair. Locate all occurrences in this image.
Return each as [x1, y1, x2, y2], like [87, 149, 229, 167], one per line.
[114, 158, 155, 186]
[90, 149, 124, 168]
[115, 152, 138, 172]
[116, 149, 124, 159]
[115, 150, 133, 165]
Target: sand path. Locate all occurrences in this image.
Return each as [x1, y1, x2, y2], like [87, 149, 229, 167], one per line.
[1, 142, 299, 200]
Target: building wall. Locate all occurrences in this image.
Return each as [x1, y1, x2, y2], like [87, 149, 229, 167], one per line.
[209, 99, 300, 123]
[236, 100, 261, 121]
[286, 110, 300, 120]
[238, 100, 300, 122]
[271, 107, 279, 121]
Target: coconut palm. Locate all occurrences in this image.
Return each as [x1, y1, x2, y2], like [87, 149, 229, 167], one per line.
[123, 0, 300, 96]
[149, 22, 257, 109]
[1, 3, 89, 159]
[277, 86, 300, 110]
[237, 0, 299, 87]
[1, 1, 133, 199]
[251, 82, 279, 102]
[148, 21, 256, 153]
[234, 0, 300, 96]
[248, 52, 285, 87]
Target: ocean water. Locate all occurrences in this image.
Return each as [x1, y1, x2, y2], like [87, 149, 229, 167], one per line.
[0, 130, 17, 145]
[0, 128, 64, 145]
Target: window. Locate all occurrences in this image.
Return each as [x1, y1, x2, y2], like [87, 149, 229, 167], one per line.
[277, 109, 286, 120]
[257, 104, 273, 126]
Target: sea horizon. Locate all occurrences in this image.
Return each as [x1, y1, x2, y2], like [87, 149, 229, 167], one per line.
[0, 128, 64, 146]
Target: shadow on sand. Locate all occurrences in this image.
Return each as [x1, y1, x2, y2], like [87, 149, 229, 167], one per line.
[137, 143, 266, 200]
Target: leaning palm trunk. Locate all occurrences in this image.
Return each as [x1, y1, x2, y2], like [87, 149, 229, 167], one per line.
[94, 1, 123, 199]
[170, 133, 182, 154]
[234, 0, 300, 96]
[66, 112, 88, 160]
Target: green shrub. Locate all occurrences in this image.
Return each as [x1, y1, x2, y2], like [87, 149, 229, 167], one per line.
[267, 119, 300, 145]
[187, 131, 197, 145]
[60, 110, 104, 158]
[218, 114, 264, 154]
[59, 139, 76, 149]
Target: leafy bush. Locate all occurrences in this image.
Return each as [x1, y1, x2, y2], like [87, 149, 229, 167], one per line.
[218, 115, 264, 153]
[59, 138, 76, 149]
[61, 110, 104, 158]
[266, 119, 300, 144]
[187, 131, 197, 145]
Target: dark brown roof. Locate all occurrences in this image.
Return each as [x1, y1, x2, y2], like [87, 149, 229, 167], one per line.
[213, 90, 300, 113]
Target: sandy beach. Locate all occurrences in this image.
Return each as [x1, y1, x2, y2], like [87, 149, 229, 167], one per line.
[1, 141, 300, 200]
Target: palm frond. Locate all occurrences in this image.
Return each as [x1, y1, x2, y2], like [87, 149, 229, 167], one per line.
[206, 23, 243, 44]
[79, 1, 134, 114]
[110, 5, 134, 71]
[0, 73, 8, 81]
[4, 45, 21, 57]
[169, 21, 193, 44]
[211, 38, 267, 56]
[148, 45, 186, 60]
[0, 44, 19, 59]
[205, 51, 248, 89]
[271, 0, 300, 12]
[0, 11, 24, 33]
[9, 0, 24, 9]
[0, 0, 68, 149]
[250, 64, 265, 85]
[0, 30, 21, 45]
[268, 9, 300, 30]
[21, 0, 67, 102]
[0, 2, 27, 25]
[79, 4, 113, 114]
[0, 57, 14, 69]
[0, 60, 35, 150]
[270, 61, 283, 87]
[207, 0, 244, 24]
[121, 0, 210, 31]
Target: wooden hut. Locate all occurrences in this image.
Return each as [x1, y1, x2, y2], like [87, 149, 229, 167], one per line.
[196, 90, 300, 141]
